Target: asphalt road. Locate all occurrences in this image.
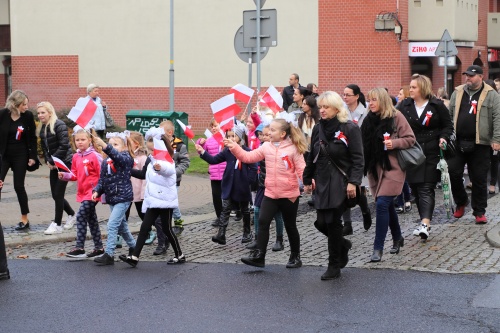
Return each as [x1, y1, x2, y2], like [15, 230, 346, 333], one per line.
[0, 260, 498, 333]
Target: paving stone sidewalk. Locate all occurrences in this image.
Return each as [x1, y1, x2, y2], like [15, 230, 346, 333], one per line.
[1, 168, 499, 274]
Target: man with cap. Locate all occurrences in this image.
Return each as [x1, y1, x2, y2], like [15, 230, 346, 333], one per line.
[448, 65, 500, 224]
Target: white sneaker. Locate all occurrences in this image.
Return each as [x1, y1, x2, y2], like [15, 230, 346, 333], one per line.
[64, 215, 76, 230]
[44, 222, 63, 235]
[413, 224, 430, 239]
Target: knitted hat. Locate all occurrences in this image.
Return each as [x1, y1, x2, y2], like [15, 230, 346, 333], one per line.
[233, 125, 245, 142]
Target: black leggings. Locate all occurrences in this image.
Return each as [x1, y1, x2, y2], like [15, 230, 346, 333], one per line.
[49, 169, 75, 225]
[133, 208, 182, 258]
[257, 196, 300, 253]
[0, 220, 7, 272]
[211, 180, 222, 218]
[409, 182, 436, 221]
[125, 201, 145, 221]
[0, 148, 29, 215]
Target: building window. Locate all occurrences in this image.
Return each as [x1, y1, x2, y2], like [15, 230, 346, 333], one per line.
[0, 25, 11, 52]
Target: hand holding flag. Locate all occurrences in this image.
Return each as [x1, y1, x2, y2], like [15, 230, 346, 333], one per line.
[51, 155, 75, 176]
[153, 138, 174, 164]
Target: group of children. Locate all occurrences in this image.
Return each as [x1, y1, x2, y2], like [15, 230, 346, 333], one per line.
[59, 120, 189, 267]
[58, 104, 309, 270]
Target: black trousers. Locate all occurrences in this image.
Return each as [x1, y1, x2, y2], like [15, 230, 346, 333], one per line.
[257, 196, 300, 253]
[125, 201, 145, 221]
[220, 199, 249, 227]
[0, 146, 30, 215]
[409, 182, 436, 221]
[211, 180, 222, 218]
[489, 148, 499, 186]
[448, 144, 490, 216]
[133, 208, 182, 258]
[0, 220, 7, 273]
[49, 169, 75, 225]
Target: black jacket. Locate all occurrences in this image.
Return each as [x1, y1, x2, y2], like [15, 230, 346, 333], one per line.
[303, 118, 364, 209]
[397, 97, 454, 183]
[0, 108, 38, 161]
[39, 119, 73, 165]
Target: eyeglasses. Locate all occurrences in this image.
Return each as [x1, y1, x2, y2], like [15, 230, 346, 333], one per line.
[343, 94, 355, 97]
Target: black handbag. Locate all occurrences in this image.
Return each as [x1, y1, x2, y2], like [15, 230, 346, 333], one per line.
[27, 156, 42, 172]
[397, 141, 426, 171]
[442, 133, 458, 159]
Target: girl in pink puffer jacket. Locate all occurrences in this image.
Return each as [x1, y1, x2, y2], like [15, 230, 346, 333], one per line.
[225, 118, 307, 269]
[196, 119, 227, 225]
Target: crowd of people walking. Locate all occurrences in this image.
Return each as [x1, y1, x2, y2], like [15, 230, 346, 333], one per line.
[1, 67, 500, 281]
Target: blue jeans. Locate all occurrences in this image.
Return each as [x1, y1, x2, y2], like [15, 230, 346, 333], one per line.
[105, 202, 136, 256]
[374, 196, 402, 251]
[395, 182, 411, 207]
[173, 185, 181, 220]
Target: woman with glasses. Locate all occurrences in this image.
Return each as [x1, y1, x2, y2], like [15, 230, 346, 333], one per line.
[0, 90, 38, 230]
[397, 74, 453, 240]
[37, 101, 76, 235]
[341, 84, 372, 234]
[361, 88, 415, 262]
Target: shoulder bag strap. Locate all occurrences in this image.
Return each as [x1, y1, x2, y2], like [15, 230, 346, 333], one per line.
[317, 124, 348, 179]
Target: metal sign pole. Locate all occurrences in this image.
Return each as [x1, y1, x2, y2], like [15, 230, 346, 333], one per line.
[256, 0, 261, 95]
[169, 0, 174, 112]
[248, 54, 253, 114]
[444, 41, 448, 95]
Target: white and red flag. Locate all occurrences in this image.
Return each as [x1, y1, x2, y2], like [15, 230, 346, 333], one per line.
[260, 85, 283, 113]
[204, 129, 213, 139]
[52, 155, 75, 176]
[218, 117, 235, 132]
[153, 138, 174, 163]
[175, 119, 195, 139]
[212, 130, 225, 148]
[211, 94, 240, 123]
[68, 97, 98, 128]
[230, 84, 255, 104]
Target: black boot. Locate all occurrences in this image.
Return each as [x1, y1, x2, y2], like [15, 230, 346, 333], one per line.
[245, 234, 258, 249]
[241, 214, 253, 243]
[234, 210, 242, 221]
[389, 237, 404, 254]
[321, 265, 341, 280]
[272, 236, 284, 251]
[362, 211, 372, 231]
[342, 221, 353, 236]
[340, 239, 352, 268]
[314, 220, 328, 236]
[211, 217, 220, 227]
[241, 249, 266, 267]
[212, 226, 226, 245]
[286, 252, 302, 268]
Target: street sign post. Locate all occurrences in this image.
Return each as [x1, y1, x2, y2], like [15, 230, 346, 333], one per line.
[435, 29, 459, 94]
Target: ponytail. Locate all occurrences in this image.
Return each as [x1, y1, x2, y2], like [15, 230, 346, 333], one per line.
[272, 119, 308, 155]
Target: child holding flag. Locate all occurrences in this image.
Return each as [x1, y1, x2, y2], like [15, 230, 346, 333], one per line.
[224, 118, 307, 268]
[36, 101, 76, 235]
[195, 125, 257, 245]
[196, 119, 227, 227]
[92, 131, 137, 265]
[59, 126, 104, 258]
[120, 134, 185, 267]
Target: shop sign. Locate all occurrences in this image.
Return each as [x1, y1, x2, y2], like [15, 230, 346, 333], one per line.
[409, 42, 439, 57]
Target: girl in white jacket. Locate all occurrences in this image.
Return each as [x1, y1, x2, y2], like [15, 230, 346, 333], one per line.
[119, 135, 185, 267]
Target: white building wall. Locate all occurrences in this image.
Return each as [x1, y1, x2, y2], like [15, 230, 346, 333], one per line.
[9, 0, 318, 88]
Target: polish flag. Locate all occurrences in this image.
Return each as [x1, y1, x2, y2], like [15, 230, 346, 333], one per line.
[52, 155, 75, 176]
[68, 97, 98, 128]
[212, 130, 225, 148]
[175, 119, 195, 139]
[230, 84, 255, 104]
[204, 129, 213, 138]
[211, 94, 240, 123]
[260, 85, 283, 113]
[153, 138, 174, 163]
[218, 117, 235, 132]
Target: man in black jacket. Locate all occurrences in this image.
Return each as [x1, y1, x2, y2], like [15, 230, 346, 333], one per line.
[282, 73, 301, 111]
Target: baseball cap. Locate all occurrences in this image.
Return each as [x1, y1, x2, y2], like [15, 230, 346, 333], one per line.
[462, 65, 483, 76]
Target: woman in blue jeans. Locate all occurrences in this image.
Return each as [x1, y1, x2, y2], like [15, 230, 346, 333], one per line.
[361, 88, 416, 262]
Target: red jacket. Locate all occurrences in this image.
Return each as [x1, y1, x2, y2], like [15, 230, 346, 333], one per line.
[61, 147, 103, 202]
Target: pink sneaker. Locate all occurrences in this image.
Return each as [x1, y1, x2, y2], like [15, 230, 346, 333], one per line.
[475, 215, 487, 224]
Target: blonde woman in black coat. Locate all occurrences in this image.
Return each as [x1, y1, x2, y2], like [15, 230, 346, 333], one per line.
[0, 90, 38, 230]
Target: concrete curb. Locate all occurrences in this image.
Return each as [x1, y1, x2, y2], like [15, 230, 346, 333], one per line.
[4, 212, 217, 248]
[485, 225, 500, 248]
